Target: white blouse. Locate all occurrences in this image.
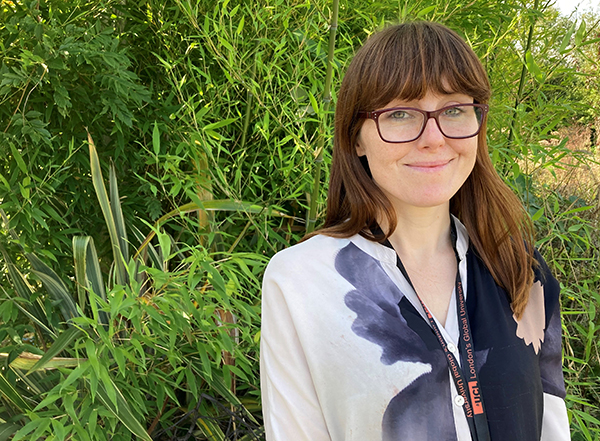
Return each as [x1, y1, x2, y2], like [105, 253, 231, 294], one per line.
[260, 218, 570, 440]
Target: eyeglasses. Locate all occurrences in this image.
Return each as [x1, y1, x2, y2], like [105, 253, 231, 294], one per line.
[358, 103, 489, 143]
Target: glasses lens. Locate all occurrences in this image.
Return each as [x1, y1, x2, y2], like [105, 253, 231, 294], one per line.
[377, 104, 483, 142]
[377, 109, 425, 142]
[437, 105, 483, 138]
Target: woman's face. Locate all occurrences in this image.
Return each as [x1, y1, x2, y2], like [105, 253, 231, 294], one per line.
[355, 91, 478, 214]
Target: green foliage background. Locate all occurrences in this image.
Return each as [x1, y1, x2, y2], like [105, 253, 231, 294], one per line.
[0, 0, 599, 439]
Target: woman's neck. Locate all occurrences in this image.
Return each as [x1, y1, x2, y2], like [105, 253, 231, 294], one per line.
[385, 204, 453, 262]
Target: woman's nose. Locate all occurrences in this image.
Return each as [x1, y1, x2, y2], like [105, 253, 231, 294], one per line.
[417, 116, 445, 148]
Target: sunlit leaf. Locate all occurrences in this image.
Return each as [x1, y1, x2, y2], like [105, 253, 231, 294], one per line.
[27, 327, 83, 372]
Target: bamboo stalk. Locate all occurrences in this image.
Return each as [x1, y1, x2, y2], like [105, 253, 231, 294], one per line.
[507, 0, 540, 146]
[194, 142, 213, 248]
[306, 0, 340, 234]
[240, 60, 257, 153]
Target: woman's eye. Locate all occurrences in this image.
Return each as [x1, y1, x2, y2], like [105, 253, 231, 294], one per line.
[388, 110, 411, 120]
[443, 106, 464, 117]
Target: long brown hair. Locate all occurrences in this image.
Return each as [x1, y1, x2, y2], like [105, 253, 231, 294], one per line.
[310, 21, 535, 318]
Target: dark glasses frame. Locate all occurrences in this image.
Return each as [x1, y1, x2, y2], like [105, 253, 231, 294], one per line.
[357, 103, 489, 143]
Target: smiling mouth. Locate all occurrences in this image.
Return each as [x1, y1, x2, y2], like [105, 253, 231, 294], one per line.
[405, 159, 453, 169]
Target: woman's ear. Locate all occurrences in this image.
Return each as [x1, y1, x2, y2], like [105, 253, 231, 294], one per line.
[355, 137, 366, 157]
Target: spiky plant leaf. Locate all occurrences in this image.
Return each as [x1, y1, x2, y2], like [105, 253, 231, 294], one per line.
[26, 254, 79, 323]
[3, 352, 82, 371]
[0, 372, 32, 412]
[73, 236, 91, 314]
[109, 162, 129, 263]
[1, 287, 56, 338]
[0, 423, 20, 441]
[73, 236, 109, 326]
[0, 249, 50, 332]
[88, 132, 127, 286]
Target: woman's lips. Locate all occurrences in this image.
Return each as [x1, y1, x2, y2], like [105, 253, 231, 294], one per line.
[405, 159, 453, 171]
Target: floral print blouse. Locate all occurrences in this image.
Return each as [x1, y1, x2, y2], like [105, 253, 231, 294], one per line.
[260, 217, 570, 441]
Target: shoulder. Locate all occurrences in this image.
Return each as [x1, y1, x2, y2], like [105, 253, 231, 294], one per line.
[532, 249, 561, 320]
[263, 233, 396, 290]
[263, 235, 351, 288]
[266, 233, 398, 272]
[266, 235, 349, 271]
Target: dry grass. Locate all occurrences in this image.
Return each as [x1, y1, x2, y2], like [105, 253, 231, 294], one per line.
[533, 121, 600, 204]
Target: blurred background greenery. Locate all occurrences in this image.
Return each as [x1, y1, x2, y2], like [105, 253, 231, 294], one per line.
[0, 0, 598, 439]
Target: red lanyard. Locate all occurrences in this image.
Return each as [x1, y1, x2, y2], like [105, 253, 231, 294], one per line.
[392, 223, 491, 441]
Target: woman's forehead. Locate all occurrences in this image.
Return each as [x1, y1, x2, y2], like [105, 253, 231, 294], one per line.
[365, 81, 473, 110]
[381, 91, 474, 108]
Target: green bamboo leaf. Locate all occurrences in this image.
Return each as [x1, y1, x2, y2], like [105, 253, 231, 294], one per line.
[581, 37, 600, 47]
[110, 163, 129, 263]
[152, 122, 161, 156]
[11, 420, 40, 441]
[0, 423, 20, 441]
[88, 132, 126, 286]
[28, 327, 83, 372]
[13, 418, 51, 441]
[87, 290, 110, 331]
[202, 118, 238, 131]
[0, 173, 9, 190]
[50, 420, 67, 441]
[575, 407, 600, 425]
[30, 419, 52, 441]
[525, 51, 543, 83]
[531, 207, 544, 222]
[562, 206, 593, 216]
[559, 21, 576, 53]
[9, 143, 27, 174]
[94, 378, 152, 441]
[60, 363, 89, 392]
[416, 5, 435, 17]
[208, 373, 241, 407]
[236, 15, 245, 35]
[86, 339, 99, 376]
[572, 412, 593, 441]
[98, 365, 117, 408]
[0, 371, 32, 411]
[307, 91, 319, 116]
[574, 19, 586, 46]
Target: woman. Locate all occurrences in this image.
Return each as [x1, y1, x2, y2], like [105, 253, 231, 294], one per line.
[260, 21, 569, 441]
